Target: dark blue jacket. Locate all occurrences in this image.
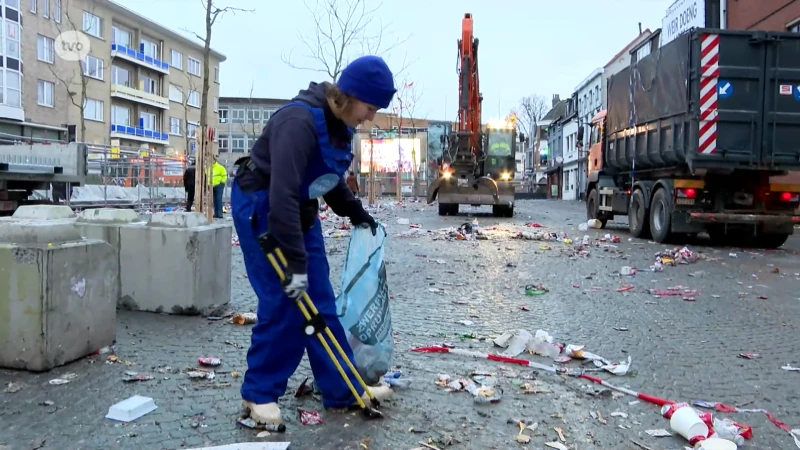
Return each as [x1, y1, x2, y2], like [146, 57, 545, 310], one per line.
[240, 82, 366, 274]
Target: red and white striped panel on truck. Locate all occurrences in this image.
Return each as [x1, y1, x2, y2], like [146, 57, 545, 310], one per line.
[699, 33, 720, 155]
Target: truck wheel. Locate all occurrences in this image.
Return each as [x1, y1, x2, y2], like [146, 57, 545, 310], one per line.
[629, 189, 651, 239]
[586, 189, 608, 228]
[439, 203, 458, 216]
[755, 233, 790, 249]
[649, 188, 673, 243]
[492, 205, 514, 217]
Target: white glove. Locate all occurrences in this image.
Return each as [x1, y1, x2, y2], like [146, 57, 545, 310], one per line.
[282, 273, 308, 299]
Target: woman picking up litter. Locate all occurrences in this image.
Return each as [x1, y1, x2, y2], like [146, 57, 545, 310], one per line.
[230, 56, 397, 426]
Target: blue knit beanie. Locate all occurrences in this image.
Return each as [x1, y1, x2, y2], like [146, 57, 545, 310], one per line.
[336, 56, 396, 109]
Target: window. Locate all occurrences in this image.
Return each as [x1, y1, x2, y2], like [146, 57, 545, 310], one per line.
[37, 35, 54, 63]
[169, 117, 182, 135]
[6, 21, 20, 59]
[111, 66, 130, 86]
[232, 135, 246, 153]
[188, 57, 201, 76]
[42, 0, 49, 17]
[247, 108, 261, 123]
[83, 55, 104, 80]
[264, 109, 276, 121]
[187, 121, 198, 138]
[111, 105, 130, 126]
[84, 98, 103, 121]
[187, 90, 200, 107]
[83, 11, 102, 38]
[791, 21, 800, 33]
[6, 71, 21, 107]
[170, 49, 183, 69]
[168, 84, 183, 103]
[231, 108, 245, 123]
[214, 66, 219, 83]
[140, 75, 157, 95]
[141, 38, 159, 59]
[219, 137, 229, 152]
[37, 80, 54, 107]
[111, 26, 130, 47]
[29, 0, 35, 13]
[214, 97, 218, 111]
[218, 107, 229, 123]
[139, 112, 157, 130]
[54, 0, 61, 23]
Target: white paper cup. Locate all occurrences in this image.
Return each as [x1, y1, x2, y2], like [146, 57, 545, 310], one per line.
[669, 406, 709, 441]
[698, 438, 738, 450]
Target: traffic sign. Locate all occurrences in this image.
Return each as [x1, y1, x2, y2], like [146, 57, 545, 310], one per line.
[717, 80, 732, 98]
[794, 85, 800, 101]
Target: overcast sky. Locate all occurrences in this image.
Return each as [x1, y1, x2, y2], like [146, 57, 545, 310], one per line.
[116, 0, 674, 121]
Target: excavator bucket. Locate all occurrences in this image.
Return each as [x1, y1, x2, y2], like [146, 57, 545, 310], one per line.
[426, 177, 444, 204]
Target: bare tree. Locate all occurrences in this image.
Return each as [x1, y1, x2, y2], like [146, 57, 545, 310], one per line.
[400, 82, 425, 197]
[175, 73, 199, 156]
[48, 1, 102, 142]
[239, 81, 263, 139]
[516, 94, 549, 158]
[282, 0, 411, 82]
[182, 0, 253, 219]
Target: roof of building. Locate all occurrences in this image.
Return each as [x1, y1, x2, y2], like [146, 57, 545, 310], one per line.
[542, 100, 567, 123]
[219, 97, 291, 105]
[603, 29, 652, 68]
[108, 0, 227, 61]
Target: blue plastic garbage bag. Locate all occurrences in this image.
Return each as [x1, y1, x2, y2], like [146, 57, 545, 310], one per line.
[335, 223, 393, 385]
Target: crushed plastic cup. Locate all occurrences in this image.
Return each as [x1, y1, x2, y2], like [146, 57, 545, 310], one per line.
[587, 219, 603, 229]
[670, 406, 710, 442]
[697, 438, 737, 450]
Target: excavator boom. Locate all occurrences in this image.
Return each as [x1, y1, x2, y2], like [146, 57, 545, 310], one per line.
[458, 13, 481, 153]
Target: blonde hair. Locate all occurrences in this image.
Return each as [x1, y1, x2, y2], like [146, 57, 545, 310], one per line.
[324, 82, 358, 119]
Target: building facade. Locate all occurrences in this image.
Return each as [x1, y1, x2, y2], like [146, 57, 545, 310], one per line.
[215, 96, 290, 166]
[20, 0, 224, 155]
[574, 68, 603, 201]
[543, 97, 566, 199]
[724, 0, 800, 31]
[561, 96, 579, 202]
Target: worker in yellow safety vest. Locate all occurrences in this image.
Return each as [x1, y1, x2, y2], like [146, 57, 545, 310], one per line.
[208, 155, 228, 219]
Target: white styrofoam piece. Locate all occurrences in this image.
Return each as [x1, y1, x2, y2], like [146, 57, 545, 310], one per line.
[105, 395, 158, 422]
[185, 444, 290, 450]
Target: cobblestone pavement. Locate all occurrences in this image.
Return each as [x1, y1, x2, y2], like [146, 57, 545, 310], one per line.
[2, 200, 800, 450]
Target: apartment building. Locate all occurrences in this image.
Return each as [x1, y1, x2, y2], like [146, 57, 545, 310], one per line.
[18, 0, 225, 155]
[216, 96, 289, 166]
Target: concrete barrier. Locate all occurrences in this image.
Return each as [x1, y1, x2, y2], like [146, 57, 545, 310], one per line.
[74, 208, 144, 307]
[119, 212, 232, 315]
[0, 208, 118, 372]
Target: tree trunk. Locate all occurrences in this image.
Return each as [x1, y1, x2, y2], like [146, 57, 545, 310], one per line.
[194, 0, 215, 221]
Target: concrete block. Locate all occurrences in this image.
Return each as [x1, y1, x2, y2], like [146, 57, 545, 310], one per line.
[119, 212, 232, 315]
[12, 204, 76, 220]
[74, 209, 145, 307]
[0, 217, 118, 372]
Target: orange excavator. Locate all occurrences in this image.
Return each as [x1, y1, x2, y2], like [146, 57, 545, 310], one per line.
[427, 13, 519, 217]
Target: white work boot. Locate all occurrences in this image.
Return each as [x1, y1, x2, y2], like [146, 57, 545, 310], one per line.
[359, 383, 393, 404]
[242, 401, 281, 425]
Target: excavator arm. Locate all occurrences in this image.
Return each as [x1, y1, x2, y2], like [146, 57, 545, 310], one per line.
[458, 13, 481, 154]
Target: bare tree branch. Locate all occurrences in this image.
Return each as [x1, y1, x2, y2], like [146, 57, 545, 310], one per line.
[48, 1, 101, 142]
[515, 94, 548, 154]
[283, 0, 413, 82]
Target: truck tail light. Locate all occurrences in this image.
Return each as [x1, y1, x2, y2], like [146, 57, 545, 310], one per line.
[677, 188, 697, 199]
[779, 192, 799, 202]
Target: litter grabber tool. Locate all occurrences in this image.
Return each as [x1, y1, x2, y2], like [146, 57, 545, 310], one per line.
[258, 233, 383, 420]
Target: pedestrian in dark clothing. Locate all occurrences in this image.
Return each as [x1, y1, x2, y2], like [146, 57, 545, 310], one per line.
[346, 170, 359, 197]
[184, 160, 196, 211]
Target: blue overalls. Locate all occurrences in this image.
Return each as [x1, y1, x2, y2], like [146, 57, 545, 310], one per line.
[231, 102, 363, 408]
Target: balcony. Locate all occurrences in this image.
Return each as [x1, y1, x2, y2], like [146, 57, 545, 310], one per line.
[110, 43, 170, 75]
[110, 84, 169, 110]
[110, 124, 169, 145]
[0, 104, 24, 121]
